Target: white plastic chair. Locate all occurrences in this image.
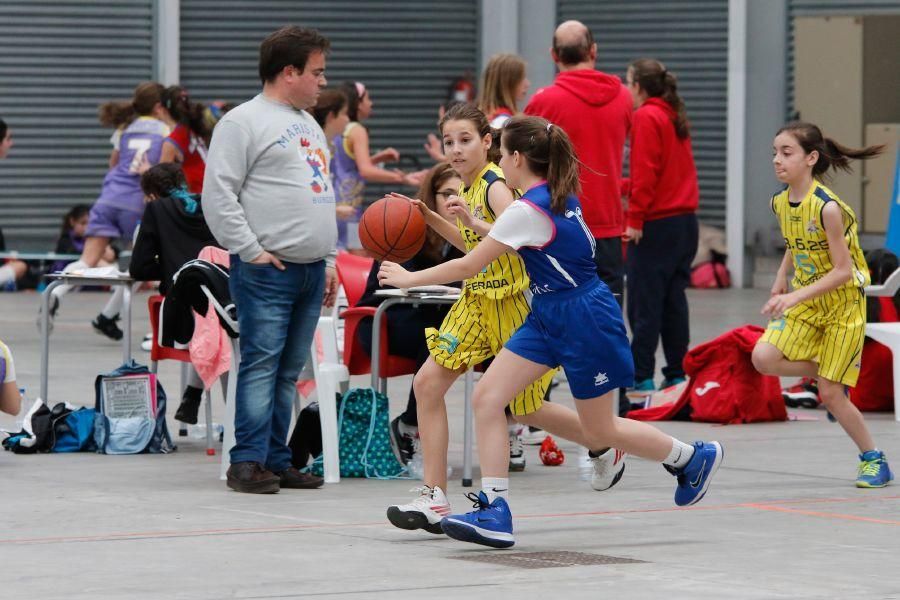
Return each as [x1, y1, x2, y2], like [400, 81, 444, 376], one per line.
[864, 266, 900, 422]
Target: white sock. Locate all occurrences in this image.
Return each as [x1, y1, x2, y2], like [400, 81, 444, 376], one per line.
[0, 265, 15, 286]
[482, 477, 509, 503]
[663, 439, 695, 469]
[101, 286, 125, 319]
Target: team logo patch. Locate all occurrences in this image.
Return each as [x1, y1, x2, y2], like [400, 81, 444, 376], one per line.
[594, 372, 609, 386]
[435, 332, 460, 354]
[806, 219, 818, 234]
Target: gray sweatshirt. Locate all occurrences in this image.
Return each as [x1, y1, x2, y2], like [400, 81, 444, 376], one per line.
[202, 93, 337, 266]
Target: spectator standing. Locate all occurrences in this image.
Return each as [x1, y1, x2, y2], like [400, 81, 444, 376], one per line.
[623, 59, 700, 393]
[524, 20, 632, 301]
[203, 26, 338, 494]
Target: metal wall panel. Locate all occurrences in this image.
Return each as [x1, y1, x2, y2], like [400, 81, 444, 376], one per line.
[0, 1, 155, 248]
[180, 0, 480, 204]
[557, 0, 729, 227]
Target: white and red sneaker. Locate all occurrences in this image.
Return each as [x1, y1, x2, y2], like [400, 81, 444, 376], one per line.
[590, 448, 627, 491]
[387, 485, 451, 534]
[782, 377, 819, 409]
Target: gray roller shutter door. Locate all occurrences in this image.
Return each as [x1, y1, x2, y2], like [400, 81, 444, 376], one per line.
[557, 0, 728, 228]
[180, 0, 479, 204]
[0, 1, 155, 249]
[787, 0, 900, 116]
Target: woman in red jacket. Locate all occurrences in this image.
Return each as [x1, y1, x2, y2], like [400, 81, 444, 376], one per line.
[623, 59, 700, 395]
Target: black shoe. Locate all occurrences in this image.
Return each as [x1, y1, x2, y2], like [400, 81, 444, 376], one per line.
[389, 416, 417, 465]
[226, 462, 280, 494]
[276, 467, 324, 489]
[92, 313, 123, 341]
[36, 295, 60, 334]
[175, 386, 203, 424]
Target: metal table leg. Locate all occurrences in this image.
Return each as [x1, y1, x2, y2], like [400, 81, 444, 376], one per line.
[39, 279, 64, 402]
[462, 368, 474, 487]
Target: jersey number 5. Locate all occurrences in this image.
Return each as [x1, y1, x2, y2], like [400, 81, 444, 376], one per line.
[795, 253, 817, 277]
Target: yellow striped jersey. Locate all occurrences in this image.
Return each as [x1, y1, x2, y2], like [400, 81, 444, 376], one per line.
[771, 182, 870, 291]
[458, 163, 529, 299]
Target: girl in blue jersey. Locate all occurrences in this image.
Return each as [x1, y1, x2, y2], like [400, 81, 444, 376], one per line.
[379, 115, 724, 549]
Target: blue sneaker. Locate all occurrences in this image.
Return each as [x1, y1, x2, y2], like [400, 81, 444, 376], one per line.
[856, 450, 893, 488]
[440, 492, 515, 549]
[660, 376, 686, 390]
[667, 441, 724, 506]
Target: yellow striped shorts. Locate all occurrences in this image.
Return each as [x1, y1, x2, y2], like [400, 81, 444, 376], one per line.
[425, 287, 553, 415]
[760, 287, 866, 386]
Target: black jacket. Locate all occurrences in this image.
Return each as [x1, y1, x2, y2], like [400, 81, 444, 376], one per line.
[130, 196, 220, 294]
[160, 259, 238, 347]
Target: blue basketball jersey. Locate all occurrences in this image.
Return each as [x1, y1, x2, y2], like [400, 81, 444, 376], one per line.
[517, 183, 599, 296]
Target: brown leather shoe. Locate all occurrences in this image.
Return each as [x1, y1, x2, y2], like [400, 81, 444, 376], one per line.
[227, 461, 280, 494]
[277, 467, 324, 489]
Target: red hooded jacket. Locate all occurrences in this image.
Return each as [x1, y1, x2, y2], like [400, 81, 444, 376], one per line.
[625, 97, 699, 230]
[525, 69, 632, 239]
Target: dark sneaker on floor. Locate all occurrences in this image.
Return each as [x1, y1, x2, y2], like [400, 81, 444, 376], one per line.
[36, 295, 60, 334]
[389, 416, 417, 465]
[782, 377, 819, 409]
[508, 428, 526, 472]
[276, 467, 324, 489]
[668, 441, 724, 506]
[226, 462, 280, 494]
[175, 385, 203, 424]
[91, 313, 123, 341]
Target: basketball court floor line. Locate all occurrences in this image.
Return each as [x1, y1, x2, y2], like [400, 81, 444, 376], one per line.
[3, 494, 897, 546]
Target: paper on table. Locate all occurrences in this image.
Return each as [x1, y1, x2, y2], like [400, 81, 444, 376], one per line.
[407, 285, 461, 295]
[62, 265, 128, 278]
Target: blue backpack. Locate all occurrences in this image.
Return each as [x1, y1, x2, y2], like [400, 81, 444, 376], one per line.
[309, 388, 406, 479]
[93, 360, 174, 454]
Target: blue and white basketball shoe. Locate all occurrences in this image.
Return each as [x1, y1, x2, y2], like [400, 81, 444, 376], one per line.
[440, 492, 515, 549]
[667, 441, 724, 506]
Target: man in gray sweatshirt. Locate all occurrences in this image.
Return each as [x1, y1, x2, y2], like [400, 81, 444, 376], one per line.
[203, 26, 338, 494]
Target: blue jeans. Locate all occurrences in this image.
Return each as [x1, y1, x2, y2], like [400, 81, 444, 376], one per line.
[229, 256, 325, 471]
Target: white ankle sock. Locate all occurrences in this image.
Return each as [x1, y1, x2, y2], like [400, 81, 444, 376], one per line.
[101, 286, 125, 319]
[663, 439, 695, 469]
[482, 477, 509, 503]
[0, 265, 15, 286]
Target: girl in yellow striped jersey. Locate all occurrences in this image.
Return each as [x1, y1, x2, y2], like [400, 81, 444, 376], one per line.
[752, 121, 891, 488]
[383, 104, 627, 535]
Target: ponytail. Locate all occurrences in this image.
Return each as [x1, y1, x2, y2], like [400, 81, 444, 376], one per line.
[777, 121, 884, 179]
[629, 58, 689, 139]
[502, 116, 580, 214]
[98, 100, 136, 128]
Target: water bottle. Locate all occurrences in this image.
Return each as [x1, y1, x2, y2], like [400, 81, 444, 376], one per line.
[189, 422, 223, 440]
[407, 453, 451, 480]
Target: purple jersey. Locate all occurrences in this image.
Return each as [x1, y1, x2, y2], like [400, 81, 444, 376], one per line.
[95, 117, 170, 213]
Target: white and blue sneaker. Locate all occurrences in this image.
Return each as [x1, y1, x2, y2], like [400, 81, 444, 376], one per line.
[667, 441, 723, 506]
[440, 492, 515, 549]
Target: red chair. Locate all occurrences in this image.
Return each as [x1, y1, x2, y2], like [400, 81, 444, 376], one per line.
[148, 294, 215, 455]
[334, 253, 418, 385]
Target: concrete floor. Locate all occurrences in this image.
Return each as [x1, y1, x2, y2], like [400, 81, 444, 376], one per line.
[1, 288, 898, 599]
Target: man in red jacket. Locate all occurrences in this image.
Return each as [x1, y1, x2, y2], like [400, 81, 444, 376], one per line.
[525, 20, 633, 302]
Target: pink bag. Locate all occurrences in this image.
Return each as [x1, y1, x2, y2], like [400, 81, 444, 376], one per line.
[691, 260, 731, 288]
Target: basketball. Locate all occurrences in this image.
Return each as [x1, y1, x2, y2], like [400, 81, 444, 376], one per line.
[358, 197, 426, 263]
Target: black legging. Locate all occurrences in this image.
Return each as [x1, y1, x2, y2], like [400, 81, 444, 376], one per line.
[356, 304, 446, 426]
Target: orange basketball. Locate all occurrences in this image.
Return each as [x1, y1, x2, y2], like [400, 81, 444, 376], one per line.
[359, 197, 426, 263]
